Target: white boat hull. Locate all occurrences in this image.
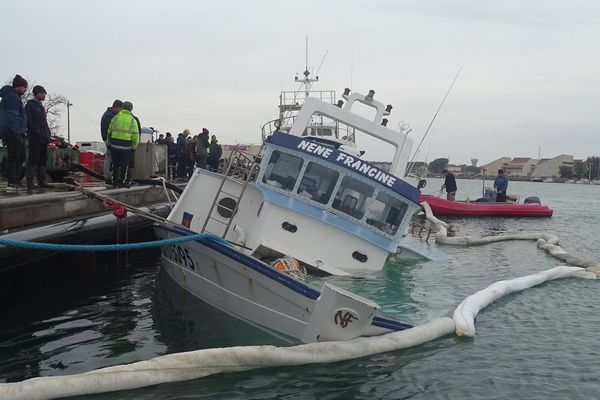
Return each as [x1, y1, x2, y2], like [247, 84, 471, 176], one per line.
[154, 224, 413, 343]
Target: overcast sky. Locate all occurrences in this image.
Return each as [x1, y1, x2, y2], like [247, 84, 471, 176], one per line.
[3, 0, 600, 165]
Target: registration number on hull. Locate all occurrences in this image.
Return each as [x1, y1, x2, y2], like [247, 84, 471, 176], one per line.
[162, 243, 196, 270]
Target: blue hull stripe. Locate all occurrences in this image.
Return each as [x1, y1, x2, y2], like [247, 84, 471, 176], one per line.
[372, 316, 414, 331]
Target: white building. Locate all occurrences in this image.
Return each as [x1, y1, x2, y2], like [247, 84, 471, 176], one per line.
[481, 157, 511, 177]
[530, 154, 574, 178]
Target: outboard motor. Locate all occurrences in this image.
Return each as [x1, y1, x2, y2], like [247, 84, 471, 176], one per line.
[524, 196, 541, 204]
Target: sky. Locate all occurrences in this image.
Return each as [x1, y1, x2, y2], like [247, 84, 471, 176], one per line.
[3, 0, 600, 166]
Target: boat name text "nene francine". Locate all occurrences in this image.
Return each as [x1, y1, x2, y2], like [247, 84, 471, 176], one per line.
[296, 140, 397, 188]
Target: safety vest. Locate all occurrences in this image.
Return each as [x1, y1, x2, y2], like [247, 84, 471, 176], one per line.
[107, 109, 139, 150]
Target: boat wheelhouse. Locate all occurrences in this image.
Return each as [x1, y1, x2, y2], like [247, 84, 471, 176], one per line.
[256, 132, 423, 270]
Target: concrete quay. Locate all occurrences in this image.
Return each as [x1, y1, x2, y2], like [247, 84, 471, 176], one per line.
[0, 184, 173, 232]
[0, 183, 181, 269]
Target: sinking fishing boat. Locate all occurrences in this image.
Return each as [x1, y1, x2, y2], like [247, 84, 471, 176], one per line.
[153, 68, 439, 342]
[420, 194, 553, 217]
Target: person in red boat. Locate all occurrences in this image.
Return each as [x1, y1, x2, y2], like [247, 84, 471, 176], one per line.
[441, 169, 457, 201]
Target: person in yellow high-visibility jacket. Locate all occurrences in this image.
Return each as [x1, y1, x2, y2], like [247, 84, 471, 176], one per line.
[107, 101, 139, 188]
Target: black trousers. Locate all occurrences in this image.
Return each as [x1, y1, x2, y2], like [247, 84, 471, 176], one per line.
[27, 142, 48, 167]
[111, 148, 131, 185]
[196, 154, 207, 170]
[5, 136, 25, 185]
[177, 155, 190, 178]
[208, 157, 218, 171]
[496, 191, 506, 202]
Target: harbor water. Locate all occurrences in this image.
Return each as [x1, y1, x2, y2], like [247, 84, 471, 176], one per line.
[1, 179, 600, 399]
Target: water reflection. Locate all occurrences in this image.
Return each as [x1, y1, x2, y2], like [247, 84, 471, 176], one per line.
[152, 268, 289, 352]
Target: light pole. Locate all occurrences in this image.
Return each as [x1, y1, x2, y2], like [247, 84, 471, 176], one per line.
[66, 101, 73, 144]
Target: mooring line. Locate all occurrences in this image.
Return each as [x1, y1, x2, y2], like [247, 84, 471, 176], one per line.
[0, 232, 230, 252]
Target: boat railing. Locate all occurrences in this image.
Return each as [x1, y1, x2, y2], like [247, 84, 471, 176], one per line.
[223, 146, 261, 183]
[279, 90, 336, 113]
[261, 117, 296, 142]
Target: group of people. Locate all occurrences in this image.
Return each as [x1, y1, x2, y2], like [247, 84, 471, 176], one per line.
[442, 168, 508, 202]
[154, 128, 222, 180]
[100, 101, 223, 186]
[3, 73, 224, 193]
[0, 75, 51, 192]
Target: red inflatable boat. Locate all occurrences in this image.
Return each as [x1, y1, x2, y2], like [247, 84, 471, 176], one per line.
[420, 195, 553, 217]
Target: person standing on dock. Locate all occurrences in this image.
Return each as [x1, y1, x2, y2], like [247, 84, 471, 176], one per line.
[195, 128, 210, 170]
[107, 101, 139, 188]
[208, 134, 222, 172]
[24, 85, 52, 189]
[441, 168, 457, 201]
[100, 100, 123, 184]
[186, 134, 197, 176]
[124, 111, 142, 185]
[0, 75, 28, 192]
[176, 129, 190, 178]
[494, 169, 508, 202]
[165, 132, 177, 179]
[155, 134, 165, 144]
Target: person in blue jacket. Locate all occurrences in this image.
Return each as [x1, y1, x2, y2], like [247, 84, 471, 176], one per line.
[0, 75, 28, 192]
[494, 169, 508, 202]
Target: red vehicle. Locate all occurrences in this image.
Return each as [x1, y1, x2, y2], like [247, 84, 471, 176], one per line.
[420, 194, 553, 217]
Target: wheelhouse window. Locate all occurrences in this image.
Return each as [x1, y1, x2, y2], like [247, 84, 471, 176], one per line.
[332, 176, 374, 220]
[262, 151, 303, 191]
[366, 191, 409, 235]
[297, 162, 340, 204]
[301, 127, 334, 137]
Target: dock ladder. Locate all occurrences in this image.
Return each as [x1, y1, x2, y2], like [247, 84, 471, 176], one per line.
[200, 146, 260, 238]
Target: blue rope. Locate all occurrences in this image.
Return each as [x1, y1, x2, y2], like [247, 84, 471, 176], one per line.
[0, 232, 231, 252]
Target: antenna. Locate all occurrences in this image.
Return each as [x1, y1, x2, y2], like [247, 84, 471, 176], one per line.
[307, 50, 328, 93]
[305, 35, 308, 73]
[350, 49, 354, 89]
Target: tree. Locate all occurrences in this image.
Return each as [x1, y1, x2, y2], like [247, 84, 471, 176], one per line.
[429, 158, 449, 174]
[573, 160, 586, 179]
[406, 161, 428, 176]
[585, 156, 600, 180]
[464, 165, 481, 175]
[559, 165, 573, 179]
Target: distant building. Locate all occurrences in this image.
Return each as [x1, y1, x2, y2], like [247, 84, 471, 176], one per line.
[445, 164, 462, 174]
[481, 157, 511, 176]
[505, 157, 538, 177]
[481, 154, 574, 179]
[530, 154, 574, 179]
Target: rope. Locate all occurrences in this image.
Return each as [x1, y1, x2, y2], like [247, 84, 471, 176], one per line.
[0, 232, 230, 252]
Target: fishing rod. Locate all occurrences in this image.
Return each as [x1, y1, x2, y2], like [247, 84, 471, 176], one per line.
[406, 65, 462, 177]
